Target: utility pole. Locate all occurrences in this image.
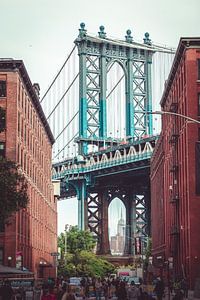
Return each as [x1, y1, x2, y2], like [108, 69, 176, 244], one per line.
[64, 224, 69, 261]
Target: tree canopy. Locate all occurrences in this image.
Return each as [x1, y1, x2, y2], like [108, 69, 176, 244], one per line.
[0, 158, 29, 226]
[58, 226, 115, 278]
[58, 226, 96, 254]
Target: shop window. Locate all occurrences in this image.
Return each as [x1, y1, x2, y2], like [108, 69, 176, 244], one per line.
[0, 222, 5, 233]
[196, 142, 200, 195]
[0, 81, 6, 97]
[0, 248, 4, 264]
[0, 142, 5, 158]
[198, 59, 200, 80]
[198, 94, 200, 116]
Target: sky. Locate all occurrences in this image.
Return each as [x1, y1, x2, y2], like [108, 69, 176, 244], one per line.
[1, 0, 199, 235]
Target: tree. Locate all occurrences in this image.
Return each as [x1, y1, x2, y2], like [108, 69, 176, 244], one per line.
[58, 250, 115, 278]
[57, 227, 115, 278]
[58, 226, 96, 255]
[0, 158, 29, 226]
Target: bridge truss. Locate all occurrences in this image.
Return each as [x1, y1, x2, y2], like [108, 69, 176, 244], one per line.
[41, 24, 175, 255]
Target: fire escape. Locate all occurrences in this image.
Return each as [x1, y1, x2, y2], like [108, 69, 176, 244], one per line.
[168, 101, 180, 270]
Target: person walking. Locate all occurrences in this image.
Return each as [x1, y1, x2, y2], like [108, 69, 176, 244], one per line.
[61, 286, 76, 300]
[41, 286, 57, 300]
[0, 280, 14, 300]
[95, 278, 102, 300]
[116, 281, 127, 300]
[154, 277, 165, 300]
[127, 281, 140, 300]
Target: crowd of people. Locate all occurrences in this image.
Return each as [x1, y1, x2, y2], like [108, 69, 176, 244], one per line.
[0, 276, 188, 300]
[41, 276, 149, 300]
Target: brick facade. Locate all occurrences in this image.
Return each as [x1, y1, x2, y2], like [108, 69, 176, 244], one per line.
[151, 38, 200, 288]
[0, 60, 57, 279]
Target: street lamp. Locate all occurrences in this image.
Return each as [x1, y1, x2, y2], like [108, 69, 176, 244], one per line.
[64, 224, 69, 261]
[7, 256, 12, 267]
[148, 110, 200, 125]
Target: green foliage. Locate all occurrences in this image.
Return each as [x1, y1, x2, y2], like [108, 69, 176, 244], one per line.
[57, 227, 115, 278]
[143, 238, 152, 268]
[0, 158, 29, 225]
[58, 226, 96, 255]
[145, 238, 152, 260]
[0, 107, 6, 133]
[58, 250, 115, 278]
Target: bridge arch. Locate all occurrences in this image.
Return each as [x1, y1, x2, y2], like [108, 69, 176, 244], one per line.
[106, 58, 128, 77]
[106, 61, 126, 140]
[108, 198, 126, 255]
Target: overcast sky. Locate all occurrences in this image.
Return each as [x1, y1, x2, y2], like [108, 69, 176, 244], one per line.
[1, 0, 199, 235]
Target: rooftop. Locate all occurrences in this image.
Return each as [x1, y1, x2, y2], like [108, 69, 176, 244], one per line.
[0, 59, 55, 144]
[160, 37, 200, 107]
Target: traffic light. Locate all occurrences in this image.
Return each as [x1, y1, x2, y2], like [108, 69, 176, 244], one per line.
[134, 237, 142, 255]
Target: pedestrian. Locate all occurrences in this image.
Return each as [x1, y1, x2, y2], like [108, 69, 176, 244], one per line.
[85, 278, 90, 300]
[180, 278, 188, 299]
[57, 285, 66, 300]
[173, 289, 184, 300]
[61, 286, 76, 300]
[102, 279, 109, 300]
[95, 278, 102, 300]
[117, 281, 127, 300]
[0, 279, 14, 300]
[127, 281, 140, 300]
[153, 277, 165, 300]
[41, 286, 57, 300]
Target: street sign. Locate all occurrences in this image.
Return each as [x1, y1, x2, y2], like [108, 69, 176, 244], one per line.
[50, 252, 59, 257]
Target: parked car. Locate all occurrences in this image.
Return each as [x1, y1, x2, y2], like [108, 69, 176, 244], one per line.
[69, 277, 82, 297]
[69, 277, 81, 286]
[127, 276, 141, 286]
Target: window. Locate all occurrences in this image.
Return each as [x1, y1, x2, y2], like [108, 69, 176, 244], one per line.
[0, 108, 6, 132]
[17, 112, 20, 133]
[0, 248, 4, 264]
[0, 81, 6, 97]
[196, 142, 200, 195]
[0, 142, 5, 158]
[198, 94, 200, 116]
[198, 59, 200, 80]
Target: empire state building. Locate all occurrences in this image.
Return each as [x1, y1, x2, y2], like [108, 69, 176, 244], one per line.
[110, 210, 125, 255]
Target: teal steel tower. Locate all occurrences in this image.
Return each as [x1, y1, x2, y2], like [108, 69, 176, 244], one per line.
[53, 24, 158, 256]
[75, 23, 154, 155]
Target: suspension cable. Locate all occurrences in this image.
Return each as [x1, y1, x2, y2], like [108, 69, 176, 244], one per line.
[46, 73, 79, 120]
[53, 132, 79, 159]
[55, 111, 79, 141]
[107, 74, 125, 99]
[40, 45, 76, 103]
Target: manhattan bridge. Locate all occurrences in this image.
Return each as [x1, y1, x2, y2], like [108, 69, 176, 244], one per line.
[41, 23, 175, 257]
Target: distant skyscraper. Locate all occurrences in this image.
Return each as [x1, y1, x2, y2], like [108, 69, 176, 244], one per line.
[110, 209, 125, 255]
[117, 209, 125, 236]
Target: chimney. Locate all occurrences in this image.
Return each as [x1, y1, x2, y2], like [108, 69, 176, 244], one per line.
[33, 83, 40, 98]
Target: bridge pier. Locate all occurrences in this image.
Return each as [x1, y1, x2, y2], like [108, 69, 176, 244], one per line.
[96, 190, 110, 255]
[77, 180, 87, 230]
[124, 192, 136, 256]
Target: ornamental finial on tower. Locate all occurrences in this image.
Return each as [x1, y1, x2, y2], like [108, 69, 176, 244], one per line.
[98, 25, 106, 38]
[143, 32, 152, 45]
[79, 22, 87, 38]
[125, 29, 133, 43]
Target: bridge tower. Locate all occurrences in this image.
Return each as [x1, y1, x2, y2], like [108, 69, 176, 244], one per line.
[61, 24, 156, 256]
[76, 22, 154, 155]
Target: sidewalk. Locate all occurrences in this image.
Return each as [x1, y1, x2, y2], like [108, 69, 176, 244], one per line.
[163, 289, 197, 300]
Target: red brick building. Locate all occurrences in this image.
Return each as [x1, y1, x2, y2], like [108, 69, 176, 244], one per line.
[151, 37, 200, 288]
[0, 59, 57, 279]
